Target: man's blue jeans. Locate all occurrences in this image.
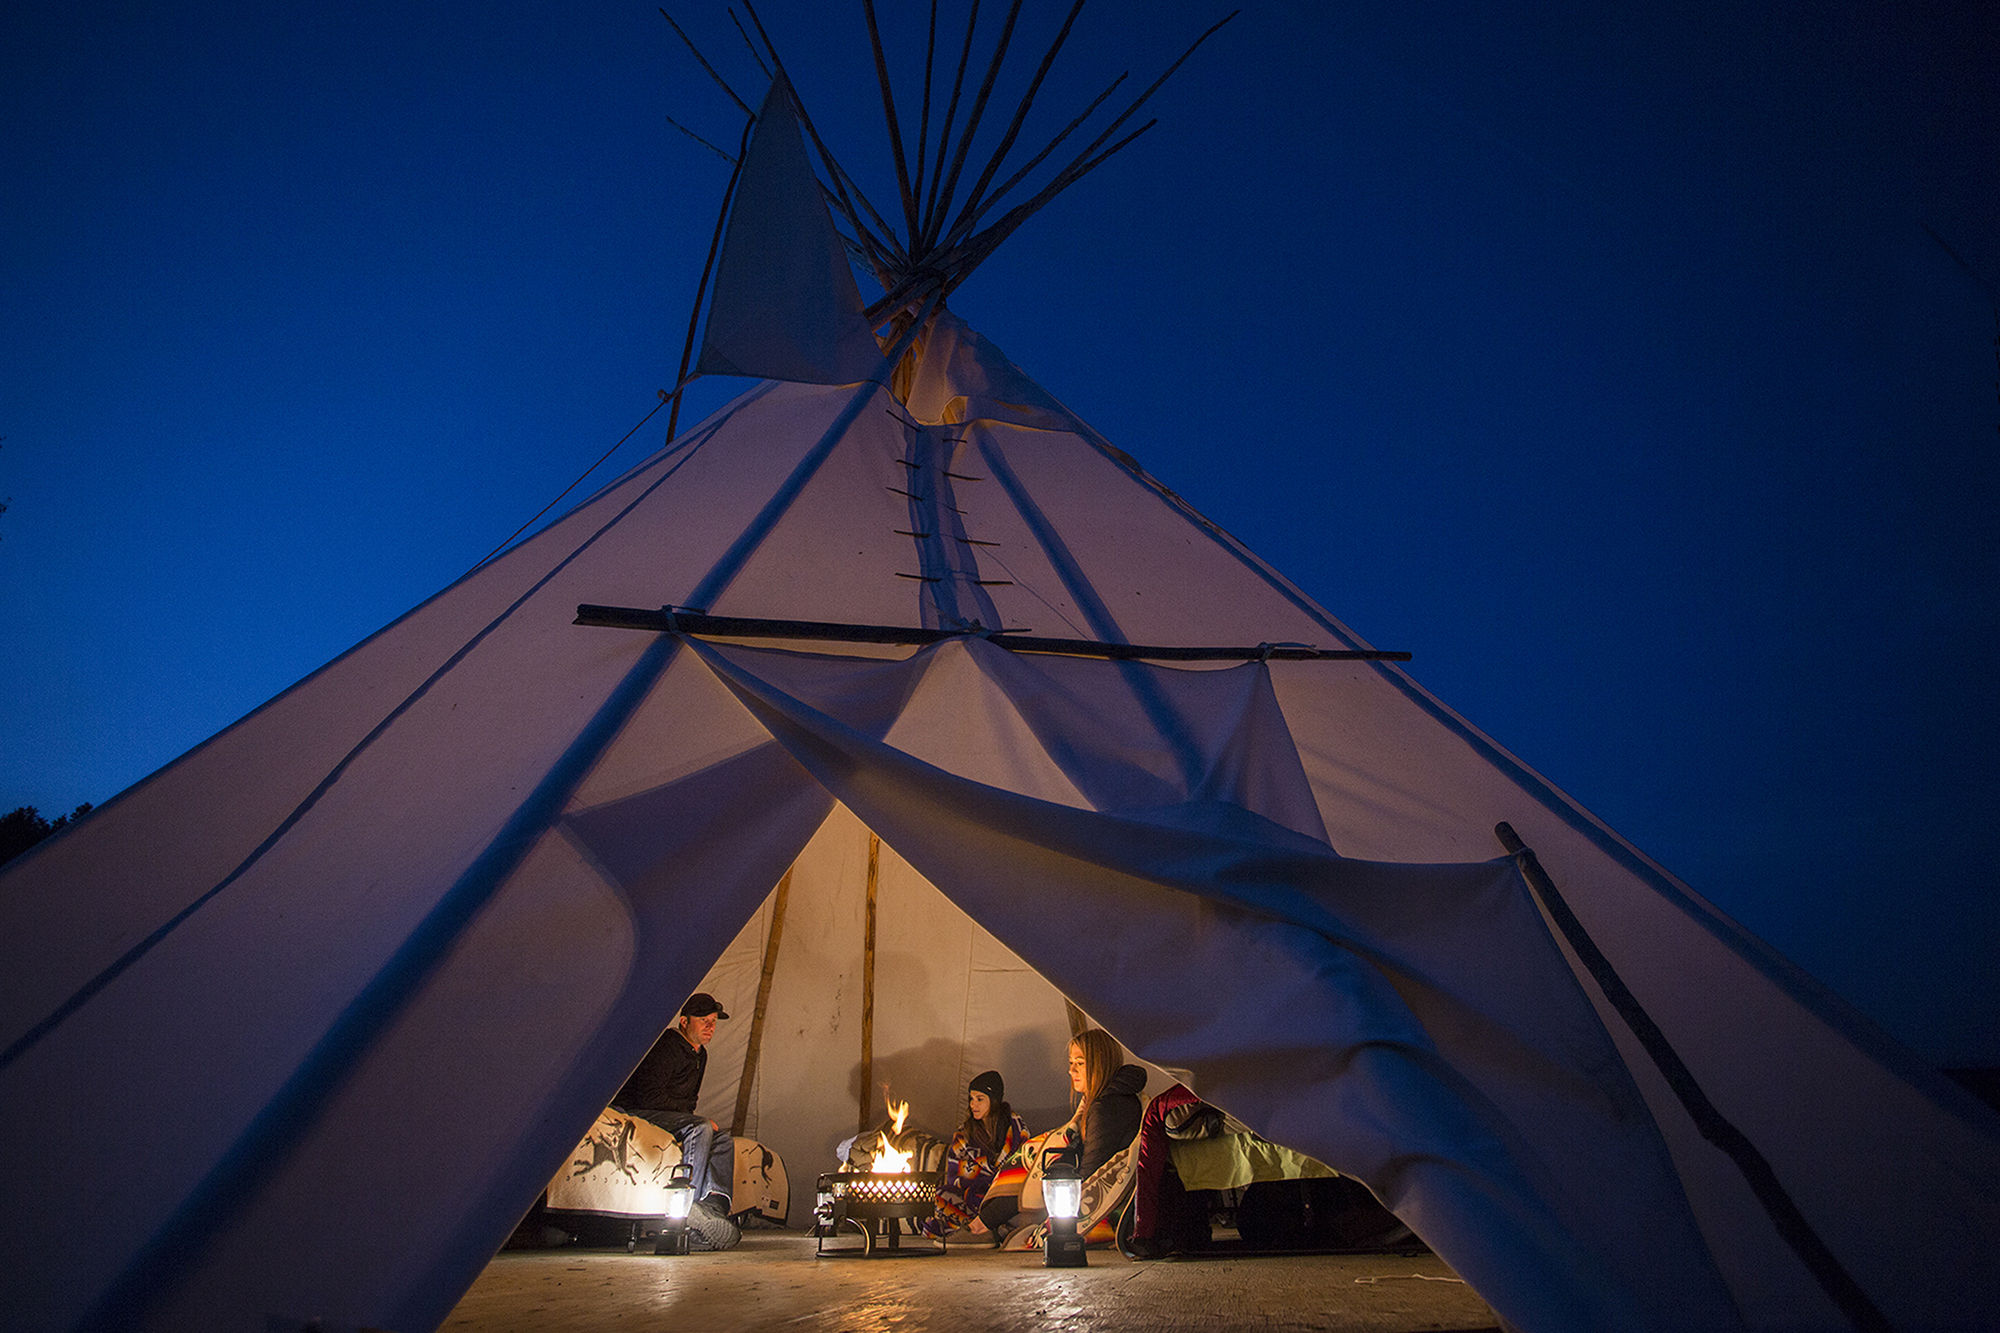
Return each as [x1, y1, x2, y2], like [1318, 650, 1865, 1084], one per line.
[674, 1116, 735, 1208]
[623, 1108, 733, 1210]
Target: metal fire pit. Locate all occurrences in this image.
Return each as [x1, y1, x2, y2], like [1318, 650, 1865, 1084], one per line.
[814, 1171, 945, 1257]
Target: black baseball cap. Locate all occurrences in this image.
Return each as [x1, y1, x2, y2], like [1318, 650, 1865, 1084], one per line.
[681, 992, 729, 1019]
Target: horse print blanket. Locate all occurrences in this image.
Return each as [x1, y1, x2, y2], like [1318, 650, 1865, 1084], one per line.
[548, 1109, 788, 1224]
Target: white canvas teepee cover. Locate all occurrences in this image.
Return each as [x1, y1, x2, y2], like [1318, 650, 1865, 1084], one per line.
[3, 308, 1998, 1333]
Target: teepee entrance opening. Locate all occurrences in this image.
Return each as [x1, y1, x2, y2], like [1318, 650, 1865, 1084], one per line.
[686, 802, 1092, 1219]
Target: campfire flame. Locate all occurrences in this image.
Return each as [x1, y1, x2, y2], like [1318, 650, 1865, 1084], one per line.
[870, 1093, 914, 1173]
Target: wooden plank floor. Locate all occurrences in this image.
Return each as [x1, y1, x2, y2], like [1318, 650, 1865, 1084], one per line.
[443, 1233, 1500, 1332]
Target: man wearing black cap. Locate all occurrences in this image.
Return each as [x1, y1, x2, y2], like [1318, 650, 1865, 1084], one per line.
[614, 993, 737, 1233]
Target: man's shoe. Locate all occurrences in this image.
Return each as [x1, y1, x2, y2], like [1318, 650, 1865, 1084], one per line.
[687, 1199, 742, 1252]
[1124, 1236, 1169, 1261]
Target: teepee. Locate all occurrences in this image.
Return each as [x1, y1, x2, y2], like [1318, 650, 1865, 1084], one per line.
[3, 9, 1996, 1333]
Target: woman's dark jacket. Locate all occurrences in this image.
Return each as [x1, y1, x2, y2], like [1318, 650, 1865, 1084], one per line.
[1079, 1064, 1147, 1181]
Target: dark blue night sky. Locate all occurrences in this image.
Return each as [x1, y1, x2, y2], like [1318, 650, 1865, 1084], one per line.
[3, 2, 1995, 1062]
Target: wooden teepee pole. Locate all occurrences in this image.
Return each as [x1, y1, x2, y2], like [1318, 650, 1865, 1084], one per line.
[962, 8, 1238, 252]
[918, 0, 984, 245]
[732, 866, 793, 1137]
[936, 69, 1125, 255]
[738, 0, 909, 272]
[912, 0, 939, 211]
[931, 0, 1087, 255]
[658, 7, 756, 117]
[1496, 823, 1894, 1333]
[663, 111, 757, 448]
[937, 10, 1239, 285]
[859, 833, 881, 1137]
[861, 0, 923, 240]
[920, 0, 1027, 254]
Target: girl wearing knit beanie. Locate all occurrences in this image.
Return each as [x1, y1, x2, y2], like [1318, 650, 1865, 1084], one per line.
[920, 1070, 1030, 1240]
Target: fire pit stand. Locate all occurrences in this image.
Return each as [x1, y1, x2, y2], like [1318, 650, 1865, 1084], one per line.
[814, 1171, 946, 1257]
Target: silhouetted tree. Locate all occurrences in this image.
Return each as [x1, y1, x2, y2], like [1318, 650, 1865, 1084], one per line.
[1, 803, 94, 868]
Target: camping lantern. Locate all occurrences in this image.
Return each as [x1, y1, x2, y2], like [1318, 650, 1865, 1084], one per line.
[657, 1161, 696, 1255]
[1041, 1145, 1086, 1268]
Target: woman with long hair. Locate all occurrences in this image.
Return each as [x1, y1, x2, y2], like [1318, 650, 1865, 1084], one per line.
[919, 1070, 1029, 1239]
[1065, 1027, 1146, 1183]
[977, 1028, 1145, 1242]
